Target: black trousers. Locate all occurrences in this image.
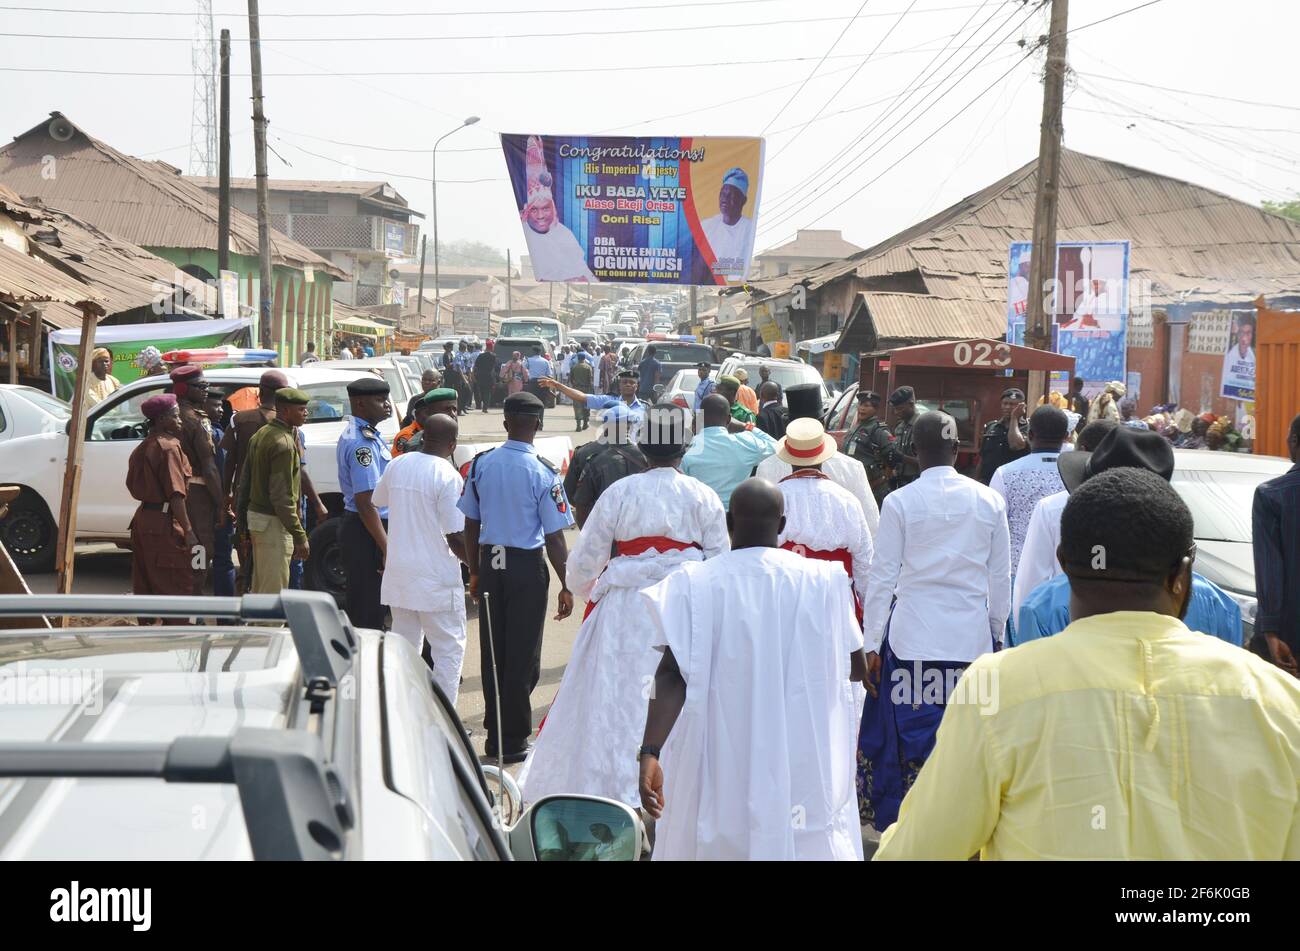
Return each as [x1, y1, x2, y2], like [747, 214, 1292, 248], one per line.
[474, 377, 494, 410]
[478, 545, 549, 754]
[342, 511, 387, 630]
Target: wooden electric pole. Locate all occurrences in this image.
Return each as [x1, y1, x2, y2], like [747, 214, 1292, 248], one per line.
[1024, 0, 1069, 401]
[416, 234, 427, 318]
[217, 29, 231, 303]
[247, 0, 274, 351]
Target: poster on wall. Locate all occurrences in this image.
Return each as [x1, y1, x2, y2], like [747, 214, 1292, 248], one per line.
[47, 318, 251, 401]
[1006, 240, 1130, 386]
[1220, 309, 1256, 401]
[501, 134, 765, 287]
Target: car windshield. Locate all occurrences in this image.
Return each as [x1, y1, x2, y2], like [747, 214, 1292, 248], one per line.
[1171, 467, 1260, 544]
[500, 320, 559, 342]
[645, 344, 713, 364]
[299, 382, 350, 423]
[738, 362, 819, 393]
[12, 387, 71, 420]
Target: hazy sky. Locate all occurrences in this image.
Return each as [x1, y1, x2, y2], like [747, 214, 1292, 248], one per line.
[2, 0, 1296, 268]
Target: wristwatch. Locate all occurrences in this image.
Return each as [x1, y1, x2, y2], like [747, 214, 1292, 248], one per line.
[637, 744, 661, 762]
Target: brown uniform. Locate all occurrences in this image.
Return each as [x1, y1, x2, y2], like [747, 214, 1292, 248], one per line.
[221, 406, 275, 493]
[126, 433, 194, 596]
[178, 401, 219, 594]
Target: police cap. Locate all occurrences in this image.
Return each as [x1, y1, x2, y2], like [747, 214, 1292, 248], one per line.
[274, 387, 310, 405]
[857, 389, 882, 406]
[889, 385, 915, 406]
[414, 387, 459, 408]
[346, 375, 390, 397]
[1002, 387, 1026, 401]
[617, 368, 639, 380]
[503, 391, 545, 417]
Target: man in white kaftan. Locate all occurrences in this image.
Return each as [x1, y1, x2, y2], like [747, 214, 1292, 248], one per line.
[638, 478, 865, 861]
[517, 409, 728, 808]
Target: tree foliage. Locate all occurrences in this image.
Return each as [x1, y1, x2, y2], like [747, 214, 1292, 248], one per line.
[1262, 196, 1300, 223]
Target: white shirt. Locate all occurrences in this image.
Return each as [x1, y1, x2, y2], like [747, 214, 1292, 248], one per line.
[777, 476, 874, 599]
[525, 221, 597, 282]
[700, 214, 756, 281]
[988, 449, 1065, 577]
[758, 451, 880, 539]
[371, 452, 466, 611]
[642, 547, 864, 861]
[1011, 489, 1069, 626]
[862, 465, 1010, 661]
[339, 348, 354, 360]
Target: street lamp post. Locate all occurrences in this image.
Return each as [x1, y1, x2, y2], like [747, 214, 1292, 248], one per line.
[431, 115, 480, 333]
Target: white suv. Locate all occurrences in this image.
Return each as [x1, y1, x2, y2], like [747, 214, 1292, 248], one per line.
[0, 590, 644, 861]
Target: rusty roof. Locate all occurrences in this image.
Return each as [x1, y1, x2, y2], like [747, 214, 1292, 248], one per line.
[0, 190, 105, 317]
[186, 176, 422, 217]
[18, 196, 217, 329]
[744, 149, 1300, 347]
[0, 114, 347, 279]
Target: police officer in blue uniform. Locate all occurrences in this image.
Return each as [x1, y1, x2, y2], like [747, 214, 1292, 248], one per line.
[459, 391, 575, 762]
[540, 368, 649, 437]
[337, 375, 393, 629]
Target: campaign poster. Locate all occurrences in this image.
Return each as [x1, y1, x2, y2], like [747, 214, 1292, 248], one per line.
[500, 134, 765, 287]
[48, 317, 251, 400]
[1220, 309, 1256, 401]
[1006, 240, 1130, 385]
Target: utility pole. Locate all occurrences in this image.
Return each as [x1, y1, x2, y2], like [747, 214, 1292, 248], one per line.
[247, 0, 274, 351]
[416, 234, 427, 319]
[1024, 0, 1068, 403]
[217, 28, 231, 311]
[506, 249, 513, 319]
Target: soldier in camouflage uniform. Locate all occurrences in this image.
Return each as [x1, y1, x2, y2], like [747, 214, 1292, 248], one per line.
[843, 389, 898, 505]
[889, 385, 921, 490]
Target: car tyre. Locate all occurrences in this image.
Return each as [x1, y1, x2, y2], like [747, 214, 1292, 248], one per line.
[1, 487, 57, 574]
[305, 516, 347, 607]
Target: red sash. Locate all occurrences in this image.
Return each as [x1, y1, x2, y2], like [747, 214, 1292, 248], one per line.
[581, 537, 702, 621]
[780, 540, 863, 624]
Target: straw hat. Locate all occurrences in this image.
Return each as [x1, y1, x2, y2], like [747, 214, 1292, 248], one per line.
[777, 417, 837, 467]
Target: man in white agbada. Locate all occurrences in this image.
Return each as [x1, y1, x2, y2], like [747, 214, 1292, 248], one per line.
[370, 412, 470, 703]
[698, 167, 757, 283]
[517, 406, 727, 809]
[774, 417, 874, 614]
[757, 383, 879, 538]
[522, 188, 598, 283]
[638, 477, 867, 861]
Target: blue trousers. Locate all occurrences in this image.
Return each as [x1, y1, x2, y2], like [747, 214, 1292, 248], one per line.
[213, 520, 237, 597]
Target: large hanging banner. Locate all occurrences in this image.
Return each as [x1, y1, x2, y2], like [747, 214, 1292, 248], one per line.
[501, 134, 765, 287]
[47, 318, 251, 400]
[1006, 240, 1130, 385]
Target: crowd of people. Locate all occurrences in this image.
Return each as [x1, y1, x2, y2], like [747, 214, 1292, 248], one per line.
[121, 347, 1300, 861]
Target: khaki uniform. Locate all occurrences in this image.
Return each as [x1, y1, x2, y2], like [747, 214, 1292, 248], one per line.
[126, 433, 193, 596]
[236, 418, 305, 594]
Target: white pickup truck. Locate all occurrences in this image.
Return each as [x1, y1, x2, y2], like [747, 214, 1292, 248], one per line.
[0, 367, 574, 593]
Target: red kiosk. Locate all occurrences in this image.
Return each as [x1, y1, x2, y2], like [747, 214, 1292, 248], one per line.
[858, 338, 1076, 475]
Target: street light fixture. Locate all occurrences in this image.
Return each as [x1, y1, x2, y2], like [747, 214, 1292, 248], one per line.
[431, 116, 481, 332]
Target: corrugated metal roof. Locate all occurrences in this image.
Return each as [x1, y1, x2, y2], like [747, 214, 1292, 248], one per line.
[755, 229, 864, 260]
[186, 176, 422, 218]
[0, 241, 100, 316]
[754, 148, 1300, 348]
[0, 114, 347, 279]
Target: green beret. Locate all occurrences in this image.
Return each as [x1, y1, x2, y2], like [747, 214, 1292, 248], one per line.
[275, 386, 310, 405]
[414, 387, 459, 408]
[718, 374, 741, 388]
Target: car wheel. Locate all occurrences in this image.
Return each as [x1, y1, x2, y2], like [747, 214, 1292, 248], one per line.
[305, 517, 346, 606]
[1, 487, 57, 574]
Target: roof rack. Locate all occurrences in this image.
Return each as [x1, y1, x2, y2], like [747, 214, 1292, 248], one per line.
[0, 727, 353, 860]
[0, 591, 355, 704]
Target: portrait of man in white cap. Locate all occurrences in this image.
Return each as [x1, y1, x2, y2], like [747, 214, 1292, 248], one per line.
[519, 135, 597, 283]
[698, 166, 756, 282]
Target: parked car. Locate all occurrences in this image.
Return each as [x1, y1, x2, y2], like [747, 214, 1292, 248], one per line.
[659, 367, 714, 409]
[0, 384, 70, 445]
[717, 356, 832, 411]
[314, 356, 420, 406]
[0, 590, 644, 860]
[625, 341, 718, 389]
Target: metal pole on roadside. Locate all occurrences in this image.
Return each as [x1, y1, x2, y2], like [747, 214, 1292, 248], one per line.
[1024, 0, 1069, 405]
[247, 0, 274, 351]
[416, 234, 427, 319]
[432, 116, 479, 332]
[217, 29, 231, 299]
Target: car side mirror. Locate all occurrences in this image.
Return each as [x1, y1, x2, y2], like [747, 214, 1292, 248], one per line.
[508, 794, 646, 862]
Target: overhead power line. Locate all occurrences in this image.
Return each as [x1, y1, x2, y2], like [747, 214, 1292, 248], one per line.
[0, 1, 992, 18]
[1076, 71, 1300, 114]
[760, 0, 875, 135]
